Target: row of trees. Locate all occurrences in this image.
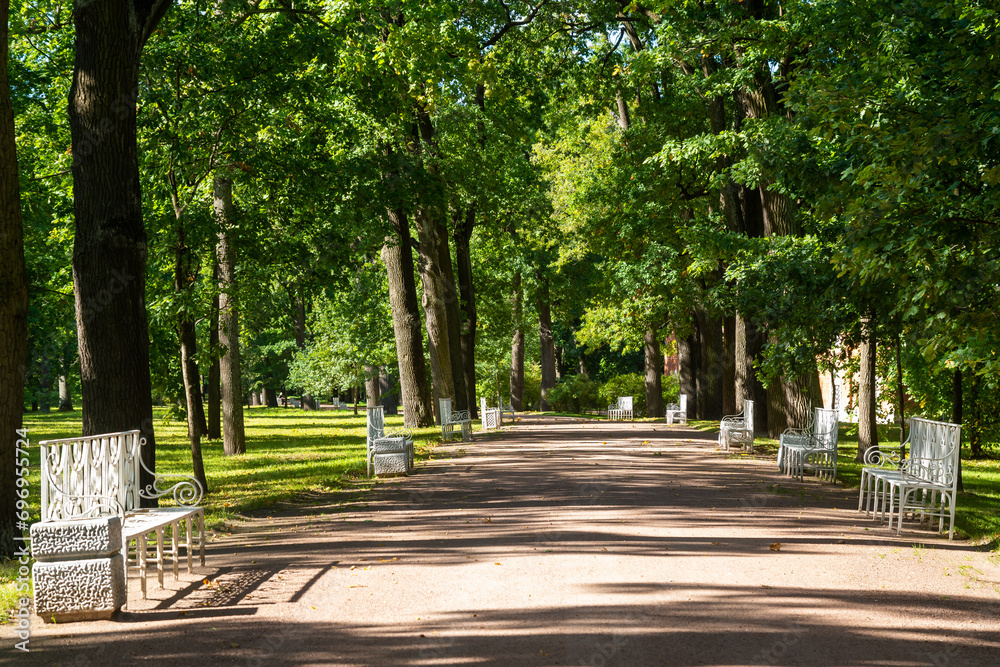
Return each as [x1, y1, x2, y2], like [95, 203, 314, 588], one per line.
[3, 0, 997, 559]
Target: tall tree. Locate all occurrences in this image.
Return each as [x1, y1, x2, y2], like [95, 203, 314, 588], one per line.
[1, 0, 29, 557]
[70, 0, 172, 499]
[214, 174, 246, 455]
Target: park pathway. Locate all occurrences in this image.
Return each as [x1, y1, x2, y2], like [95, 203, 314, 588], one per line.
[13, 416, 1000, 666]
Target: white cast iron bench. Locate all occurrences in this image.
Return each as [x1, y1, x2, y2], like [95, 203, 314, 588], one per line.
[439, 398, 472, 441]
[719, 399, 754, 452]
[608, 396, 633, 421]
[480, 398, 501, 432]
[858, 417, 961, 539]
[665, 394, 688, 425]
[778, 407, 839, 482]
[366, 405, 413, 476]
[39, 430, 205, 600]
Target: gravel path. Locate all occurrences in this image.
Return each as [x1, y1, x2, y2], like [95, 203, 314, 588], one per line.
[9, 416, 1000, 666]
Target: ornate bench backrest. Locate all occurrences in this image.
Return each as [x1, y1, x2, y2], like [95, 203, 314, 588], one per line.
[678, 394, 687, 413]
[744, 400, 754, 430]
[813, 408, 839, 448]
[40, 430, 203, 521]
[904, 417, 961, 488]
[439, 398, 453, 423]
[620, 396, 633, 411]
[367, 405, 386, 443]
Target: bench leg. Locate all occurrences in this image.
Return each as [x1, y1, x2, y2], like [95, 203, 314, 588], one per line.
[139, 534, 148, 599]
[185, 515, 194, 573]
[198, 510, 206, 567]
[156, 526, 165, 589]
[171, 520, 180, 581]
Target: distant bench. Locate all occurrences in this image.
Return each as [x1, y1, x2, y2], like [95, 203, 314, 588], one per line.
[39, 430, 205, 601]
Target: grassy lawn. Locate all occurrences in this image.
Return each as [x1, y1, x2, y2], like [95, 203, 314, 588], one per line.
[1, 405, 445, 622]
[688, 419, 1000, 549]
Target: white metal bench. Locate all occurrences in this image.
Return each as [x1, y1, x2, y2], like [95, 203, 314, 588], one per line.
[665, 394, 688, 425]
[607, 396, 633, 421]
[39, 430, 205, 601]
[439, 398, 472, 441]
[500, 402, 515, 423]
[778, 407, 838, 481]
[366, 405, 413, 476]
[719, 399, 754, 452]
[858, 417, 961, 539]
[480, 398, 501, 431]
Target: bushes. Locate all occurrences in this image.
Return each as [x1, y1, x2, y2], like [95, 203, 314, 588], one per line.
[548, 374, 602, 413]
[600, 373, 647, 415]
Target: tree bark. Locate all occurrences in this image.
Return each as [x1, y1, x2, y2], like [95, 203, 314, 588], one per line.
[678, 329, 698, 417]
[454, 206, 478, 417]
[537, 273, 556, 411]
[214, 175, 246, 456]
[174, 220, 208, 437]
[1, 0, 30, 556]
[69, 0, 171, 503]
[695, 308, 724, 420]
[970, 370, 982, 458]
[644, 328, 664, 418]
[364, 365, 380, 407]
[856, 317, 878, 461]
[58, 376, 73, 411]
[178, 316, 208, 493]
[734, 315, 768, 432]
[379, 366, 399, 416]
[262, 386, 278, 408]
[414, 210, 455, 420]
[953, 368, 964, 492]
[509, 271, 524, 411]
[382, 209, 433, 428]
[722, 315, 736, 416]
[207, 265, 221, 439]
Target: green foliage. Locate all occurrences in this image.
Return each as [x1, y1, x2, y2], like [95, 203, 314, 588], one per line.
[547, 374, 602, 414]
[599, 373, 646, 416]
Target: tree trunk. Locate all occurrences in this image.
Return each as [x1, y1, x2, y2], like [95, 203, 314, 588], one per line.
[174, 220, 208, 437]
[695, 308, 724, 420]
[678, 329, 698, 417]
[453, 207, 478, 417]
[58, 375, 73, 411]
[722, 315, 736, 416]
[970, 370, 982, 458]
[69, 0, 172, 504]
[365, 365, 380, 407]
[953, 368, 964, 492]
[734, 315, 768, 432]
[382, 209, 433, 428]
[537, 274, 556, 411]
[178, 316, 208, 493]
[414, 210, 455, 420]
[766, 378, 789, 437]
[214, 175, 246, 456]
[1, 0, 30, 556]
[207, 271, 221, 439]
[263, 387, 278, 408]
[509, 271, 524, 411]
[379, 366, 399, 416]
[644, 328, 664, 418]
[289, 282, 307, 349]
[856, 317, 877, 462]
[782, 372, 822, 429]
[896, 333, 905, 451]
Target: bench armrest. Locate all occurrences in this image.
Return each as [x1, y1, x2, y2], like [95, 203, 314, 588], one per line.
[862, 445, 905, 469]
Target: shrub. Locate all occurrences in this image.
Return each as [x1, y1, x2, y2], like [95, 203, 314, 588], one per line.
[547, 374, 602, 413]
[600, 373, 681, 417]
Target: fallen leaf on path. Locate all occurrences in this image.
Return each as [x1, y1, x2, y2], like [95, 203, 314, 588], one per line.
[494, 562, 502, 565]
[769, 542, 782, 551]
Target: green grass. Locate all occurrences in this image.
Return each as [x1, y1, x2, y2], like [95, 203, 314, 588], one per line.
[1, 405, 445, 622]
[689, 419, 1000, 548]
